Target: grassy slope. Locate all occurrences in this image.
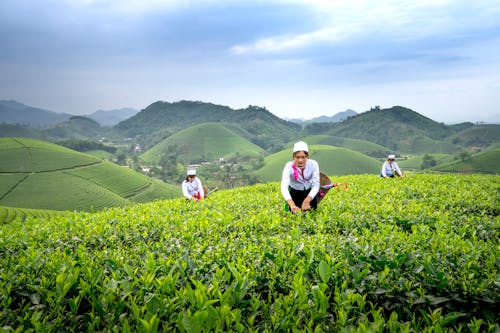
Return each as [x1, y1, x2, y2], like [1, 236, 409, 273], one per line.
[295, 135, 392, 156]
[254, 145, 381, 182]
[447, 124, 500, 148]
[397, 154, 455, 172]
[0, 137, 182, 213]
[84, 149, 114, 159]
[432, 147, 500, 174]
[141, 122, 264, 164]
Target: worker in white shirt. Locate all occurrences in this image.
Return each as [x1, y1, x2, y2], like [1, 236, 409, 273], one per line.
[380, 154, 404, 178]
[182, 169, 205, 200]
[281, 141, 321, 213]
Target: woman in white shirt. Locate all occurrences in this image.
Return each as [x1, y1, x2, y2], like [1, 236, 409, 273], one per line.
[182, 169, 205, 200]
[380, 154, 404, 178]
[281, 141, 320, 213]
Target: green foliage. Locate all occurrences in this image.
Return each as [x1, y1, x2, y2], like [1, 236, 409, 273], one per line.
[0, 205, 63, 224]
[56, 139, 117, 153]
[421, 154, 437, 169]
[0, 174, 498, 331]
[196, 155, 261, 190]
[0, 123, 46, 139]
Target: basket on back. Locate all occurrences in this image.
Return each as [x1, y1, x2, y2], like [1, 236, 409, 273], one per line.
[317, 172, 332, 204]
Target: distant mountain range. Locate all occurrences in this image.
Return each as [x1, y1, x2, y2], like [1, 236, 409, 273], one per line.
[0, 100, 138, 127]
[87, 108, 139, 126]
[287, 109, 357, 124]
[0, 100, 72, 127]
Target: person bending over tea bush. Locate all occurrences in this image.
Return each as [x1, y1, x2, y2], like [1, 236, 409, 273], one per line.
[380, 154, 404, 178]
[182, 169, 205, 200]
[281, 141, 321, 213]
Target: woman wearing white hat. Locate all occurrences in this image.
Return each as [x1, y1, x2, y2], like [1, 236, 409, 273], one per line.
[380, 154, 404, 178]
[281, 141, 321, 213]
[182, 169, 205, 200]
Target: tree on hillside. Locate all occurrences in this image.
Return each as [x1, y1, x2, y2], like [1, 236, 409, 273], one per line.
[116, 152, 127, 165]
[421, 154, 437, 169]
[159, 145, 184, 183]
[458, 150, 472, 162]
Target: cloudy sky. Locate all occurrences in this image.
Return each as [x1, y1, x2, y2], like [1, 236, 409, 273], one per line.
[1, 0, 500, 123]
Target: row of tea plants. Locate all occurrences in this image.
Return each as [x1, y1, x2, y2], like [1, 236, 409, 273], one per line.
[1, 174, 498, 331]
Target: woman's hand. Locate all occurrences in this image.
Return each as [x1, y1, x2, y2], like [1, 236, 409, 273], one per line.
[288, 199, 300, 214]
[301, 196, 312, 211]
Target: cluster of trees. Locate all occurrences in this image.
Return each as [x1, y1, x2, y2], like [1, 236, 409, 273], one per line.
[57, 139, 117, 153]
[131, 145, 263, 189]
[420, 154, 437, 169]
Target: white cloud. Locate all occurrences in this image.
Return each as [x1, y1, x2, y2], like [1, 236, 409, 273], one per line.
[231, 27, 348, 54]
[231, 0, 500, 55]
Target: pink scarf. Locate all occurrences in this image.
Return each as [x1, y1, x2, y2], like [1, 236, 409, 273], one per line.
[291, 164, 299, 181]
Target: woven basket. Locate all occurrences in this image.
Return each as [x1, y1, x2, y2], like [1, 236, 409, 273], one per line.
[320, 172, 332, 186]
[317, 172, 332, 204]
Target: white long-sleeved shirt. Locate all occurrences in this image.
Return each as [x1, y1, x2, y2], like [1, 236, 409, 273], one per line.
[182, 178, 204, 199]
[281, 159, 320, 201]
[381, 160, 402, 177]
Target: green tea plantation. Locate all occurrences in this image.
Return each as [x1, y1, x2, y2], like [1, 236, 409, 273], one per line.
[1, 174, 498, 332]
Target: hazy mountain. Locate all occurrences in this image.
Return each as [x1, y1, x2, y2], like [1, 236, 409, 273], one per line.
[288, 109, 357, 124]
[0, 100, 72, 127]
[87, 108, 139, 126]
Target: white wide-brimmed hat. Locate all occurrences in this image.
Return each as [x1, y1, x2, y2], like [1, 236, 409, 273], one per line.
[293, 141, 309, 153]
[187, 169, 196, 176]
[387, 154, 396, 160]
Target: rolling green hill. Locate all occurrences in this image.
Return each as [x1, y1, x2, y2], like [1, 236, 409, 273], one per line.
[448, 124, 500, 149]
[0, 138, 181, 213]
[45, 116, 106, 140]
[254, 145, 381, 182]
[304, 106, 468, 154]
[115, 100, 300, 151]
[141, 122, 265, 164]
[431, 147, 500, 174]
[396, 154, 455, 172]
[294, 135, 392, 157]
